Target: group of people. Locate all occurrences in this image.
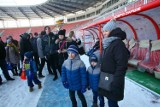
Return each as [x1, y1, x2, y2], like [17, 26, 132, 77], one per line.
[61, 20, 130, 107]
[0, 19, 130, 107]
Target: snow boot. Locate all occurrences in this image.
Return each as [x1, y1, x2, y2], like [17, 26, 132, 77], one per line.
[92, 103, 98, 107]
[29, 87, 34, 92]
[38, 83, 42, 89]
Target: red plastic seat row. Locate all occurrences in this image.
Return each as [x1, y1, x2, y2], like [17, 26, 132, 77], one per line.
[138, 40, 160, 73]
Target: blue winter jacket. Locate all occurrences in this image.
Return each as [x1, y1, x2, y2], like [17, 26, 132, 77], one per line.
[87, 65, 100, 91]
[24, 59, 37, 77]
[61, 55, 87, 91]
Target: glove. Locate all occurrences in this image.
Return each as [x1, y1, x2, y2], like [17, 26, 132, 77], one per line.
[81, 87, 86, 93]
[63, 82, 69, 89]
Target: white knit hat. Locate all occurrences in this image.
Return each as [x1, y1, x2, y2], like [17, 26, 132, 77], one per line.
[102, 20, 117, 32]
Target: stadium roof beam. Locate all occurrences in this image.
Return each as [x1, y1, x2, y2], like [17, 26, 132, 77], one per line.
[18, 7, 30, 19]
[51, 1, 86, 11]
[41, 5, 64, 16]
[46, 3, 75, 14]
[0, 8, 17, 20]
[30, 7, 43, 19]
[36, 6, 54, 18]
[61, 1, 88, 9]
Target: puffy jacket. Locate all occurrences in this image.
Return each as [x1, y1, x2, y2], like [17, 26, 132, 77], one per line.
[61, 55, 87, 91]
[87, 65, 100, 91]
[24, 59, 37, 77]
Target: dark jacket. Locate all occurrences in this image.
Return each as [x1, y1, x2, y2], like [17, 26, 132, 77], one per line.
[58, 38, 71, 65]
[0, 41, 6, 60]
[30, 37, 38, 53]
[61, 55, 87, 91]
[42, 32, 58, 56]
[99, 28, 130, 101]
[20, 33, 32, 61]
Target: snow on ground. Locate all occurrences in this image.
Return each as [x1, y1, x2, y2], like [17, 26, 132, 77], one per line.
[0, 67, 47, 107]
[0, 55, 160, 107]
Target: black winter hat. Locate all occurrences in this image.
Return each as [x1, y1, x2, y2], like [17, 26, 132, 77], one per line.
[24, 52, 33, 59]
[58, 29, 66, 36]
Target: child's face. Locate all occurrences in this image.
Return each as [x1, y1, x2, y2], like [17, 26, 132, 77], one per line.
[68, 52, 76, 59]
[59, 35, 64, 40]
[91, 61, 97, 67]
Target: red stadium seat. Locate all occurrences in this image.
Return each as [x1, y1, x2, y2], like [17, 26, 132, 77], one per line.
[138, 40, 160, 73]
[128, 40, 149, 67]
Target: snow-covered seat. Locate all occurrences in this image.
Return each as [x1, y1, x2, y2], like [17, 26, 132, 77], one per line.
[138, 40, 160, 73]
[128, 40, 149, 67]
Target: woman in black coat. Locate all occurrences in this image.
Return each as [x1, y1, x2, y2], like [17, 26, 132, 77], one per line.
[99, 20, 130, 107]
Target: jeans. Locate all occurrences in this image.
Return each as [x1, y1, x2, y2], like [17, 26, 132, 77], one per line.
[49, 54, 59, 77]
[39, 57, 52, 75]
[33, 52, 40, 71]
[0, 59, 12, 79]
[39, 58, 45, 75]
[69, 90, 87, 107]
[92, 90, 104, 107]
[27, 72, 41, 87]
[108, 99, 119, 107]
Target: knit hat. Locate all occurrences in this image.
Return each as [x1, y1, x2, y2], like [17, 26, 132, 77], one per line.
[102, 20, 117, 32]
[67, 45, 79, 55]
[89, 54, 98, 63]
[58, 29, 66, 36]
[7, 39, 12, 44]
[24, 52, 33, 59]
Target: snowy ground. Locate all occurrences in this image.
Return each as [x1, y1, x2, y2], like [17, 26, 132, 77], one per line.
[0, 55, 160, 107]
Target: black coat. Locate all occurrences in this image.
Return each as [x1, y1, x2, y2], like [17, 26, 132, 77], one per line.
[20, 33, 32, 61]
[0, 41, 6, 60]
[99, 28, 130, 101]
[58, 38, 71, 65]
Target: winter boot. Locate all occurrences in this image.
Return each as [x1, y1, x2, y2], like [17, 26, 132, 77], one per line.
[38, 83, 42, 89]
[53, 75, 58, 81]
[92, 103, 98, 107]
[29, 87, 34, 92]
[38, 74, 45, 78]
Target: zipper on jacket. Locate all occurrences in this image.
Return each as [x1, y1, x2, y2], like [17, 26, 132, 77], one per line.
[70, 60, 73, 87]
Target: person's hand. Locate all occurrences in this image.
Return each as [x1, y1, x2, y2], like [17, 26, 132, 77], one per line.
[55, 39, 60, 44]
[63, 82, 69, 89]
[58, 50, 62, 53]
[45, 56, 48, 60]
[61, 49, 67, 53]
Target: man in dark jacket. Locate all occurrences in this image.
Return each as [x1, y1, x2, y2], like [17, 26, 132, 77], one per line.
[30, 33, 40, 72]
[99, 20, 130, 107]
[20, 33, 32, 61]
[42, 26, 58, 79]
[0, 40, 15, 82]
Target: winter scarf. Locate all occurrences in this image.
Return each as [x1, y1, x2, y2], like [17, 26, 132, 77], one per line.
[102, 37, 120, 49]
[7, 43, 19, 54]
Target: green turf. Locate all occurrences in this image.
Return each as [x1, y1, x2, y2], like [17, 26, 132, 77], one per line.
[126, 70, 160, 94]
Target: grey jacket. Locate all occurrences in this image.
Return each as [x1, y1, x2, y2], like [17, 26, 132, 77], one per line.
[37, 37, 44, 58]
[5, 46, 19, 64]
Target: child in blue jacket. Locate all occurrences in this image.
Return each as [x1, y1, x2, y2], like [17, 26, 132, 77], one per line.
[87, 54, 104, 107]
[23, 52, 42, 92]
[61, 45, 87, 107]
